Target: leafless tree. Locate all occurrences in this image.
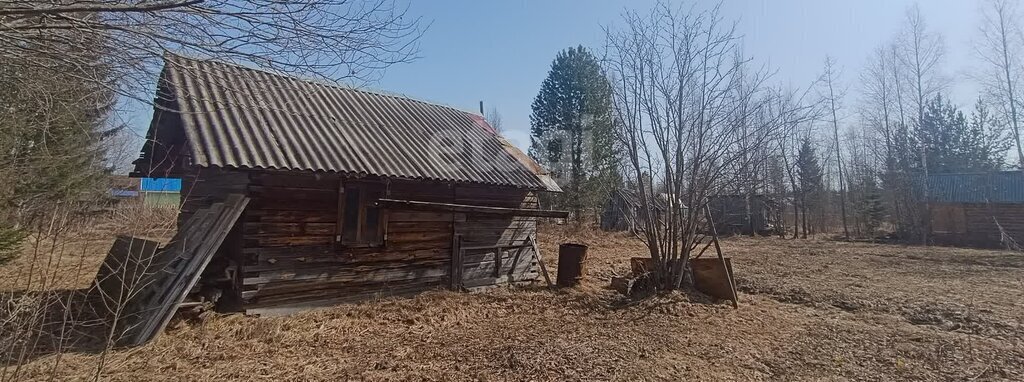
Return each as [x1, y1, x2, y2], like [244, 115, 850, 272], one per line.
[0, 0, 424, 101]
[0, 1, 423, 379]
[821, 57, 850, 239]
[859, 44, 913, 234]
[603, 2, 803, 290]
[484, 106, 504, 132]
[862, 46, 896, 166]
[977, 0, 1024, 169]
[897, 4, 946, 127]
[772, 87, 820, 239]
[895, 4, 945, 244]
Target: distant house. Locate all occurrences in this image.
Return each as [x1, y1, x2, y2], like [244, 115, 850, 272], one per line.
[926, 171, 1024, 248]
[129, 54, 562, 314]
[108, 175, 140, 200]
[600, 189, 669, 232]
[140, 177, 182, 207]
[707, 194, 779, 236]
[601, 190, 781, 236]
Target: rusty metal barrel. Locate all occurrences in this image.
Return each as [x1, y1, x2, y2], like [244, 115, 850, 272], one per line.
[556, 243, 588, 287]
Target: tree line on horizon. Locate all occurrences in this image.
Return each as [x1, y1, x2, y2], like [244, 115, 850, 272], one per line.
[526, 1, 1023, 250]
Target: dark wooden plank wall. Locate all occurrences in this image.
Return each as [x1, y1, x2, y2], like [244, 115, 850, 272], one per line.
[229, 170, 540, 312]
[931, 202, 1024, 247]
[454, 185, 540, 288]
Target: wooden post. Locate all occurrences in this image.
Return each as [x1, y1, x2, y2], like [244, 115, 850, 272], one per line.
[706, 205, 738, 308]
[529, 234, 553, 288]
[450, 234, 463, 290]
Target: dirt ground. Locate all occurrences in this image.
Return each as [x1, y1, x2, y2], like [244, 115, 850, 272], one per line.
[3, 225, 1023, 381]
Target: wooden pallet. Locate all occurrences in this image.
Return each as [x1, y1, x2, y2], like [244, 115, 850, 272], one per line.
[91, 194, 248, 347]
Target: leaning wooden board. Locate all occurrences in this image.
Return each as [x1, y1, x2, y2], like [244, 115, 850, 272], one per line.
[91, 194, 249, 347]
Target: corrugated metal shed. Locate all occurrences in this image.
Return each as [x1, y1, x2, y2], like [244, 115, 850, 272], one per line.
[135, 54, 559, 191]
[927, 171, 1024, 203]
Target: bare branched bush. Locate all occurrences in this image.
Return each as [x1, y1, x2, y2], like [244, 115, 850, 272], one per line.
[0, 200, 183, 380]
[602, 2, 813, 290]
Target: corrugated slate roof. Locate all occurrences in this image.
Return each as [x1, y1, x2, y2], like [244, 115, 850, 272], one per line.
[138, 54, 559, 191]
[927, 171, 1024, 203]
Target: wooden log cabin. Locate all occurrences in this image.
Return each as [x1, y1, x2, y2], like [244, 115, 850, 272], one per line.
[130, 54, 563, 315]
[926, 171, 1024, 248]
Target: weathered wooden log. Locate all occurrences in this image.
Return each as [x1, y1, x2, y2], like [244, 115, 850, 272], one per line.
[243, 260, 449, 285]
[389, 211, 465, 222]
[245, 248, 450, 271]
[378, 198, 568, 218]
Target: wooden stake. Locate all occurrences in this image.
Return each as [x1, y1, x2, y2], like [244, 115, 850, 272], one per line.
[706, 204, 738, 308]
[529, 234, 553, 288]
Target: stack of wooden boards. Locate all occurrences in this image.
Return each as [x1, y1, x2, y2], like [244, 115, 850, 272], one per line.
[90, 195, 248, 347]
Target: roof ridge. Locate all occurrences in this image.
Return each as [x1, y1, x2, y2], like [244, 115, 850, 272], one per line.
[930, 170, 1024, 176]
[163, 52, 482, 117]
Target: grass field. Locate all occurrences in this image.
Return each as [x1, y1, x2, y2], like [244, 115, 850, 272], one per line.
[3, 224, 1023, 381]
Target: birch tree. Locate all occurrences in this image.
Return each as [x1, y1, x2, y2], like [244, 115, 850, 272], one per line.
[895, 4, 946, 244]
[898, 4, 947, 127]
[977, 0, 1024, 169]
[821, 57, 850, 239]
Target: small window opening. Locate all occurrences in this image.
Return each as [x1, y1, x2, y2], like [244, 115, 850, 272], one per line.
[337, 182, 385, 246]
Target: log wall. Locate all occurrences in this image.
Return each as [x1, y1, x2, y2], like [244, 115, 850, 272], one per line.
[930, 202, 1024, 248]
[184, 169, 541, 314]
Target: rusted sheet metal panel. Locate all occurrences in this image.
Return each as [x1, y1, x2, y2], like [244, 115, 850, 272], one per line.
[136, 54, 557, 191]
[690, 257, 737, 304]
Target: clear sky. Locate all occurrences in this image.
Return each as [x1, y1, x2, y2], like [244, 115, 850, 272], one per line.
[120, 0, 986, 154]
[368, 0, 982, 151]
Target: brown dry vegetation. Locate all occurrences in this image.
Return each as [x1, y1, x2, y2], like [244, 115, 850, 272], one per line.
[3, 223, 1023, 381]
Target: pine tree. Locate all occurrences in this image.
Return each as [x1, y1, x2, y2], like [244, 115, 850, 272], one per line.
[913, 95, 1011, 173]
[529, 46, 618, 219]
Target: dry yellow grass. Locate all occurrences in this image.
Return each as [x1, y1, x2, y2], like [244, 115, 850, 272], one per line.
[3, 224, 1023, 381]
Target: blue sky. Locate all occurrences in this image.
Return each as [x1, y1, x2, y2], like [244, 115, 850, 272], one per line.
[122, 0, 984, 153]
[365, 0, 981, 150]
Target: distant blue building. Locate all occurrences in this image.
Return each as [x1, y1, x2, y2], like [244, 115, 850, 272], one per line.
[140, 177, 182, 207]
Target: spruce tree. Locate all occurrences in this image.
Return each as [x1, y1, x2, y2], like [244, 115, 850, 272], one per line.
[858, 175, 886, 238]
[966, 98, 1011, 171]
[0, 37, 116, 263]
[529, 46, 618, 219]
[795, 138, 824, 238]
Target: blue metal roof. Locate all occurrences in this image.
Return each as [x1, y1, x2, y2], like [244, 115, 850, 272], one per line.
[927, 171, 1024, 203]
[140, 178, 182, 192]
